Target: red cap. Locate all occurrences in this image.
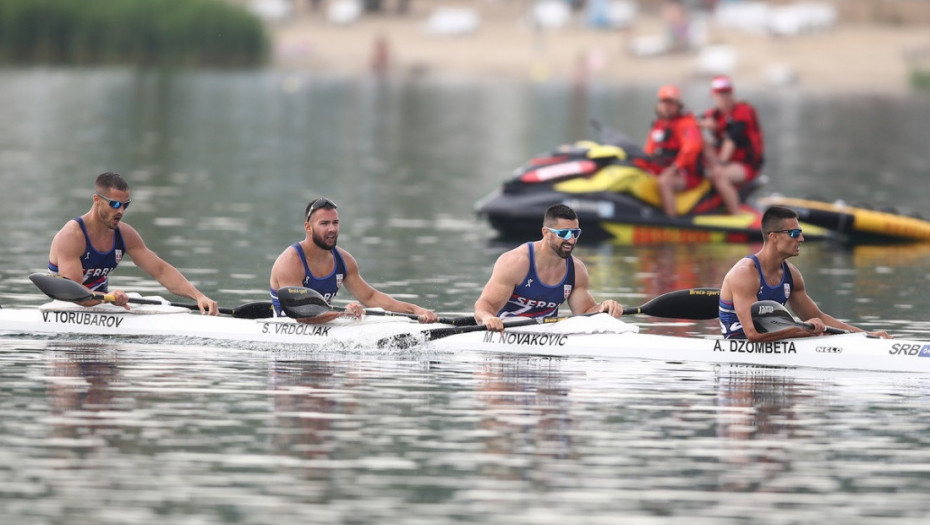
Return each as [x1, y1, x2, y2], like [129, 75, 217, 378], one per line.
[711, 75, 733, 93]
[657, 84, 680, 101]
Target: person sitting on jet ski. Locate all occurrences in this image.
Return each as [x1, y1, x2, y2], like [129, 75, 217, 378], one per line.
[635, 84, 705, 218]
[699, 75, 765, 215]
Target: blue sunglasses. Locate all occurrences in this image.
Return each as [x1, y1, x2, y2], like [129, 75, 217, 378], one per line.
[95, 192, 131, 210]
[546, 227, 582, 240]
[770, 228, 802, 239]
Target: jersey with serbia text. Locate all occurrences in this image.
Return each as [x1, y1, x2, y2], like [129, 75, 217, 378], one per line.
[497, 242, 575, 319]
[719, 254, 794, 339]
[48, 217, 125, 292]
[270, 243, 347, 316]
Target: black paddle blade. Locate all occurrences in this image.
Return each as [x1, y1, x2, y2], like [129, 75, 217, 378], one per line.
[29, 273, 94, 302]
[276, 286, 331, 319]
[231, 301, 274, 319]
[629, 288, 721, 320]
[751, 300, 798, 333]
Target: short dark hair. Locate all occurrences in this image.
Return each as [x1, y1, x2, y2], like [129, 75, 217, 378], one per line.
[96, 172, 128, 192]
[544, 204, 577, 226]
[305, 197, 338, 221]
[761, 206, 798, 234]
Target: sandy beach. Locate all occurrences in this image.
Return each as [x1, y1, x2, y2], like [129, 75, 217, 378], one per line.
[269, 3, 929, 95]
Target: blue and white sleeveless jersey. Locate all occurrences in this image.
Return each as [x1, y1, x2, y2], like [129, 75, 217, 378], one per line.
[497, 242, 575, 319]
[270, 243, 347, 316]
[48, 217, 125, 292]
[719, 254, 794, 339]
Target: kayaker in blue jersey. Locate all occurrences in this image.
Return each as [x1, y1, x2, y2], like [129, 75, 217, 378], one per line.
[473, 204, 623, 332]
[719, 205, 891, 340]
[48, 172, 218, 315]
[269, 197, 438, 324]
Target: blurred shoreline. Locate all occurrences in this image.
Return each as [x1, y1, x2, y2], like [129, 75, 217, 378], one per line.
[268, 3, 929, 95]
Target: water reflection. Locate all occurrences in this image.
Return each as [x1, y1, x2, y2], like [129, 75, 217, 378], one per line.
[476, 358, 575, 465]
[45, 344, 124, 446]
[268, 360, 351, 472]
[713, 367, 809, 492]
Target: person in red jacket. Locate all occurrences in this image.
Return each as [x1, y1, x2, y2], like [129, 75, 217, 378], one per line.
[699, 75, 765, 214]
[638, 84, 705, 217]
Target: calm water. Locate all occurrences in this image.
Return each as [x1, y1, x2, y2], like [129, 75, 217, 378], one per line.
[2, 69, 930, 523]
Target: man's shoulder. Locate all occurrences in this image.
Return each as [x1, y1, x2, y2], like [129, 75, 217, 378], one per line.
[498, 243, 529, 261]
[722, 256, 761, 290]
[733, 101, 760, 117]
[494, 243, 532, 272]
[675, 113, 702, 131]
[726, 255, 757, 275]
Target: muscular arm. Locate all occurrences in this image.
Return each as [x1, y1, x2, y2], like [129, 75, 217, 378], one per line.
[787, 266, 889, 337]
[565, 259, 622, 316]
[269, 247, 307, 290]
[123, 225, 218, 315]
[340, 249, 437, 322]
[473, 249, 527, 331]
[47, 221, 106, 307]
[49, 221, 89, 285]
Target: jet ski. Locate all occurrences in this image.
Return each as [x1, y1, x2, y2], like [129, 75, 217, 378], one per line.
[475, 122, 833, 244]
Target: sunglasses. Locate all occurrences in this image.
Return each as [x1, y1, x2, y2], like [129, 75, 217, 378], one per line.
[95, 192, 131, 210]
[770, 228, 802, 239]
[306, 197, 338, 221]
[546, 227, 582, 240]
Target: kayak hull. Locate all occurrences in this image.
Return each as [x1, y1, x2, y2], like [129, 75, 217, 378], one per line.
[3, 303, 928, 374]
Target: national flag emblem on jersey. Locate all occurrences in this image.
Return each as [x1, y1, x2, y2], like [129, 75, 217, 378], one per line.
[784, 283, 791, 299]
[563, 284, 572, 300]
[336, 274, 343, 288]
[115, 250, 123, 263]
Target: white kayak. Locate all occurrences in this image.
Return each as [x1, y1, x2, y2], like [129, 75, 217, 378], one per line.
[1, 300, 929, 374]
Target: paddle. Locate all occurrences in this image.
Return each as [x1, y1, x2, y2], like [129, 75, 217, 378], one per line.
[380, 287, 723, 349]
[621, 287, 720, 320]
[29, 273, 273, 319]
[276, 286, 476, 326]
[751, 300, 847, 335]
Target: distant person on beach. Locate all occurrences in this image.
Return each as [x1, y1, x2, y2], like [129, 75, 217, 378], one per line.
[718, 205, 891, 341]
[662, 0, 692, 52]
[269, 197, 437, 324]
[48, 172, 219, 315]
[474, 204, 623, 332]
[699, 75, 765, 215]
[636, 84, 705, 217]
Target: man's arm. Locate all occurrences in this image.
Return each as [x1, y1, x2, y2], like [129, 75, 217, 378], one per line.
[565, 259, 622, 316]
[269, 247, 307, 290]
[473, 250, 525, 332]
[340, 249, 437, 322]
[787, 266, 891, 338]
[49, 221, 89, 285]
[47, 221, 120, 307]
[673, 117, 705, 171]
[122, 225, 218, 315]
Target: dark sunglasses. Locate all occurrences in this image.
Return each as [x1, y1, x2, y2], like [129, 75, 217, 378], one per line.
[95, 192, 131, 210]
[546, 227, 582, 240]
[770, 228, 802, 239]
[306, 197, 338, 221]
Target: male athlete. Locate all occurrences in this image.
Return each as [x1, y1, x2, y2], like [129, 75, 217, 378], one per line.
[474, 204, 623, 332]
[719, 206, 890, 340]
[49, 172, 218, 314]
[269, 197, 437, 324]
